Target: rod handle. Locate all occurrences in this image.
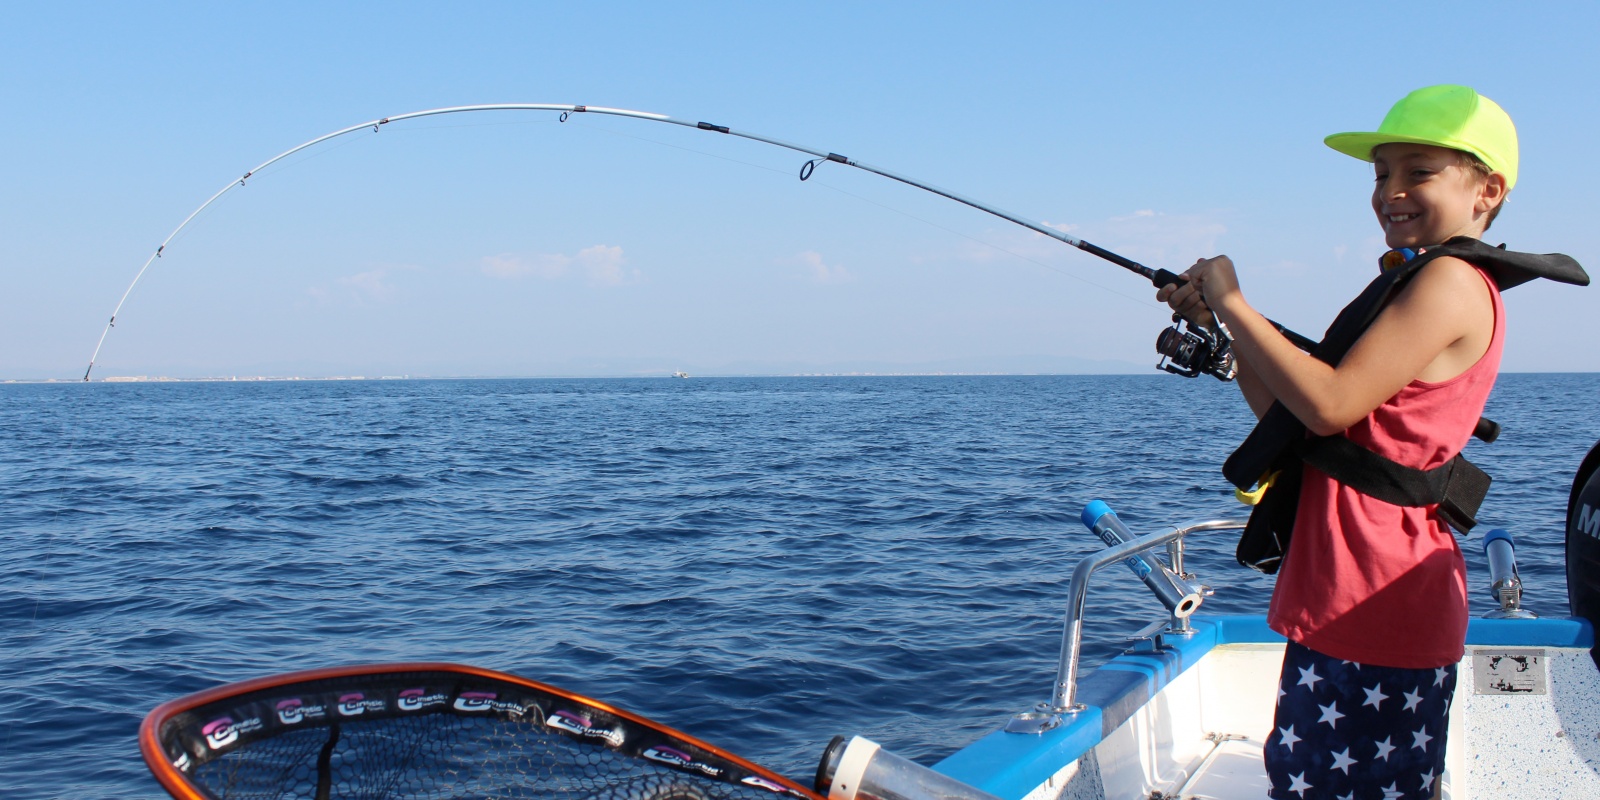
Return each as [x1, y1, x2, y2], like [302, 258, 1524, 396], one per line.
[1151, 268, 1186, 290]
[1474, 417, 1501, 443]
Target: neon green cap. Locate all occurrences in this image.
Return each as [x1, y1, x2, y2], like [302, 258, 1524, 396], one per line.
[1325, 85, 1518, 190]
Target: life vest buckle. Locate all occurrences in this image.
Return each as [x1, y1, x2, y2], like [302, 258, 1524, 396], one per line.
[1235, 471, 1280, 506]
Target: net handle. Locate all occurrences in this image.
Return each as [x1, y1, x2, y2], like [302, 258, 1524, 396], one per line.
[140, 661, 825, 800]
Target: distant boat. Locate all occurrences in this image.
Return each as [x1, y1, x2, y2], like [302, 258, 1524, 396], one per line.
[672, 371, 690, 379]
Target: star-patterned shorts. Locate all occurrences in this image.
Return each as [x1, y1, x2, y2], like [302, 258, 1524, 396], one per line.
[1265, 640, 1456, 799]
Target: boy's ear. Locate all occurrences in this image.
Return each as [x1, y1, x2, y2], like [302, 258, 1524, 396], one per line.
[1477, 172, 1509, 214]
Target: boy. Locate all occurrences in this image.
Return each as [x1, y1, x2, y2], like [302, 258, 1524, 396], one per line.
[1159, 85, 1585, 798]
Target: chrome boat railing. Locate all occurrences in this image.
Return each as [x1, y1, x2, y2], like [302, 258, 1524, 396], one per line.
[1006, 517, 1247, 734]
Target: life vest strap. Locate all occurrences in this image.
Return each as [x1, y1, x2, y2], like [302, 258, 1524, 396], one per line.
[1296, 436, 1491, 533]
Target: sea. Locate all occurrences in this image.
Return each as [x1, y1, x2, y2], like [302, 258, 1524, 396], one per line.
[2, 373, 1596, 799]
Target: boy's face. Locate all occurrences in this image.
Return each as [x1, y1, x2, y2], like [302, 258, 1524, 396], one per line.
[1371, 143, 1504, 249]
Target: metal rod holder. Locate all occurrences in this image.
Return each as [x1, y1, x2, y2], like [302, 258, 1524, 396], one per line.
[1032, 518, 1246, 718]
[1483, 529, 1537, 620]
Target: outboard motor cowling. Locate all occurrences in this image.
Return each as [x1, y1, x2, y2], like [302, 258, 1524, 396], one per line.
[1566, 438, 1600, 670]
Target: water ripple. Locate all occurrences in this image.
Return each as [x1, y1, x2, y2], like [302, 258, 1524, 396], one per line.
[0, 374, 1594, 799]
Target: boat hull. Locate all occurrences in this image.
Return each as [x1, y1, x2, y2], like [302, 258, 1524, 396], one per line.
[936, 616, 1600, 799]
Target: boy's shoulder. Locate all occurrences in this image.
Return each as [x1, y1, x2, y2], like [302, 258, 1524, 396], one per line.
[1404, 254, 1491, 296]
[1406, 238, 1588, 291]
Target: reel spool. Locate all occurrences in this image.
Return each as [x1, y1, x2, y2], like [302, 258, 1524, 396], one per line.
[1155, 315, 1237, 381]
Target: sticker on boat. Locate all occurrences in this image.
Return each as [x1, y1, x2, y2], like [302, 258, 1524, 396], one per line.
[1472, 648, 1547, 695]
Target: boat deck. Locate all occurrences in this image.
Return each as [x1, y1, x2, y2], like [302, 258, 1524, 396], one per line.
[1179, 737, 1270, 799]
[936, 616, 1599, 799]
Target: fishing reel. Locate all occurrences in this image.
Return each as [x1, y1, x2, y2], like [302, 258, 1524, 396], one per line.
[1155, 314, 1237, 381]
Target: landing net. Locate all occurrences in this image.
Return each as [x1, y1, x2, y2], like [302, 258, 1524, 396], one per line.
[141, 662, 822, 800]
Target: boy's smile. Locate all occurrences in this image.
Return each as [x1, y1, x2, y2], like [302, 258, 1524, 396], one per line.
[1371, 143, 1503, 249]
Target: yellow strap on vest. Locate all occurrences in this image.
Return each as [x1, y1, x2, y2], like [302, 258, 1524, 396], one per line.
[1235, 470, 1281, 506]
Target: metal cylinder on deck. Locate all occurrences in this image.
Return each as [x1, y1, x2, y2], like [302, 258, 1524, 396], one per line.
[815, 736, 1000, 800]
[1482, 529, 1535, 619]
[1080, 500, 1203, 618]
[1484, 529, 1516, 584]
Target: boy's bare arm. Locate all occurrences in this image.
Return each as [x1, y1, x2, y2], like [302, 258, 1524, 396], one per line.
[1201, 255, 1492, 435]
[1233, 356, 1275, 420]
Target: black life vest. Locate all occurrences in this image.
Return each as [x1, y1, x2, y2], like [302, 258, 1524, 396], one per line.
[1229, 237, 1588, 573]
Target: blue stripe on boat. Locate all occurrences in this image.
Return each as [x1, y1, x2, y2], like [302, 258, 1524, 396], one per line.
[932, 614, 1593, 800]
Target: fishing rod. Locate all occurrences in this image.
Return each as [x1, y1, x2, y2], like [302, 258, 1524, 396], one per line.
[83, 102, 1318, 382]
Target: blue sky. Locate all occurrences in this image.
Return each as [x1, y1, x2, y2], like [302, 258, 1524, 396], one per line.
[2, 1, 1596, 378]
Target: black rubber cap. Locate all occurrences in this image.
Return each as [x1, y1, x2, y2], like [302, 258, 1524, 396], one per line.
[814, 734, 848, 795]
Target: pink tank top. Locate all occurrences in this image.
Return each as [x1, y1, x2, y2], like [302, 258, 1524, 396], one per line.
[1267, 266, 1505, 669]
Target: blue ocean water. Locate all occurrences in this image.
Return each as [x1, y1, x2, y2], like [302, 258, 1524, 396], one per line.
[1, 374, 1595, 799]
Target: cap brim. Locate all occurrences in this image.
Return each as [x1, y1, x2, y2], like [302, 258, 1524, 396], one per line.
[1323, 131, 1469, 163]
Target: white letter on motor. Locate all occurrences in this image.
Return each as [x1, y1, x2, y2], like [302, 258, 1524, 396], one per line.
[1581, 504, 1600, 539]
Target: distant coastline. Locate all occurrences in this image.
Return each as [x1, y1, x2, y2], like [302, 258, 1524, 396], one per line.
[5, 369, 1592, 385]
[6, 372, 1124, 384]
[3, 375, 413, 384]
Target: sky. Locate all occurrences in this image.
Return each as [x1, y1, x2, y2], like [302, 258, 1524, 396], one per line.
[2, 1, 1596, 379]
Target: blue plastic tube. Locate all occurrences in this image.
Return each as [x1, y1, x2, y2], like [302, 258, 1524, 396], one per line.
[1081, 500, 1201, 617]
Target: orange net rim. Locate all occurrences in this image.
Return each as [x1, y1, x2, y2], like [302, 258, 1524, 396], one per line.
[138, 660, 825, 800]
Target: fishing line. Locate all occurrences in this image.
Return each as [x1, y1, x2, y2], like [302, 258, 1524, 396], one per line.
[801, 183, 1156, 308]
[562, 116, 1154, 306]
[368, 117, 557, 133]
[244, 127, 378, 183]
[251, 119, 549, 187]
[112, 132, 384, 316]
[84, 102, 1286, 381]
[154, 183, 245, 257]
[561, 115, 801, 178]
[162, 134, 364, 239]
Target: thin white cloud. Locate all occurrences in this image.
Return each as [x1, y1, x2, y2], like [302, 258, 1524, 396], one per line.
[338, 269, 398, 302]
[303, 266, 409, 307]
[576, 245, 635, 286]
[794, 250, 852, 284]
[481, 245, 637, 286]
[481, 252, 569, 279]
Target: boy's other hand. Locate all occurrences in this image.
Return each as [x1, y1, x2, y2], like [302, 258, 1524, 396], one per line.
[1186, 255, 1241, 306]
[1156, 257, 1222, 327]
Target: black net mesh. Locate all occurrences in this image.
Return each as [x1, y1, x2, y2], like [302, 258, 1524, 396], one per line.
[148, 667, 810, 800]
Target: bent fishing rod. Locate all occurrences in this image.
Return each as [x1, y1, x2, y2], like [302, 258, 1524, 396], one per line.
[84, 102, 1317, 383]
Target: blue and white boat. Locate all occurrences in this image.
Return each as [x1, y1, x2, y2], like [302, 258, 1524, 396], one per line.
[818, 448, 1600, 800]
